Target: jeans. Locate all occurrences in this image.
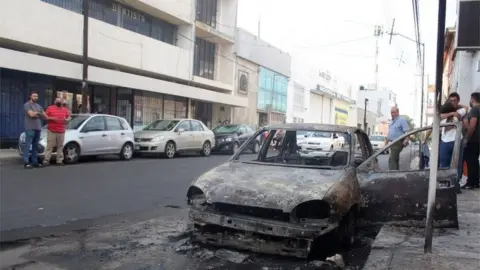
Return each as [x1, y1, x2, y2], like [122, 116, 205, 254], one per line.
[23, 129, 41, 165]
[464, 141, 480, 186]
[439, 140, 454, 168]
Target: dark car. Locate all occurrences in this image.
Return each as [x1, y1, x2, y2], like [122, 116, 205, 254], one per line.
[212, 124, 260, 154]
[187, 123, 460, 258]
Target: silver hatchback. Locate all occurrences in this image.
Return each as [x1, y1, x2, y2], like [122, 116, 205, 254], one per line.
[18, 114, 135, 164]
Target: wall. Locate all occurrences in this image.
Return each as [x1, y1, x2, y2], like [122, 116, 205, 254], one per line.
[217, 0, 238, 39]
[357, 108, 377, 134]
[232, 57, 259, 125]
[133, 0, 194, 23]
[235, 28, 291, 77]
[0, 0, 192, 80]
[286, 81, 307, 123]
[0, 48, 248, 107]
[356, 89, 395, 122]
[450, 51, 480, 102]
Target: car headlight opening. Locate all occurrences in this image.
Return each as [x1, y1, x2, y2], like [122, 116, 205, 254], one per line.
[291, 200, 331, 223]
[187, 186, 207, 205]
[151, 136, 165, 142]
[225, 137, 233, 142]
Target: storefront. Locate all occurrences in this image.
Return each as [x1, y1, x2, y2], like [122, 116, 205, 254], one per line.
[0, 68, 188, 145]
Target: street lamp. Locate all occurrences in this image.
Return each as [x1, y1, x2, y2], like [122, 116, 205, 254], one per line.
[363, 98, 369, 133]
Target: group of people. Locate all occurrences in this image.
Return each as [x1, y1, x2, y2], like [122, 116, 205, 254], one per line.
[23, 92, 71, 169]
[386, 92, 479, 189]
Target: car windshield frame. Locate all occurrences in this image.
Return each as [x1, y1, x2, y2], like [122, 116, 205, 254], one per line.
[230, 127, 353, 170]
[213, 125, 240, 134]
[143, 120, 180, 131]
[369, 135, 385, 141]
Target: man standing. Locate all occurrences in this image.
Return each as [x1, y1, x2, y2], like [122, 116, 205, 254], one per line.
[462, 92, 480, 189]
[386, 107, 410, 170]
[23, 91, 49, 168]
[43, 97, 71, 166]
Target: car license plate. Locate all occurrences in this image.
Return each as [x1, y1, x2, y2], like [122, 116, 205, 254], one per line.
[134, 145, 140, 150]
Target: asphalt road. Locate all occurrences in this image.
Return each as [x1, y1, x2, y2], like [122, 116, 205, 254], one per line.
[0, 148, 416, 269]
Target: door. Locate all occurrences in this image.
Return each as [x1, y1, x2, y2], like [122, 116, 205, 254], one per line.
[174, 120, 194, 150]
[79, 116, 109, 155]
[104, 116, 126, 153]
[190, 120, 206, 149]
[356, 123, 461, 228]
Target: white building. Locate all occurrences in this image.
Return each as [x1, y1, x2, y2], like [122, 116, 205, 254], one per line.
[356, 84, 397, 134]
[287, 56, 356, 126]
[0, 0, 247, 140]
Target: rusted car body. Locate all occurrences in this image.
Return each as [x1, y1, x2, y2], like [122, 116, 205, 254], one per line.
[187, 123, 460, 258]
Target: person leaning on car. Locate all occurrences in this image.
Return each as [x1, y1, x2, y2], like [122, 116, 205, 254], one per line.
[385, 106, 410, 170]
[42, 97, 71, 166]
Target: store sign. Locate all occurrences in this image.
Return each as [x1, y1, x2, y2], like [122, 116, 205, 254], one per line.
[113, 3, 146, 22]
[319, 71, 332, 81]
[315, 84, 356, 104]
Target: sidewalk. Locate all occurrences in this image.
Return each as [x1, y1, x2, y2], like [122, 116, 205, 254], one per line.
[363, 189, 480, 269]
[0, 149, 22, 166]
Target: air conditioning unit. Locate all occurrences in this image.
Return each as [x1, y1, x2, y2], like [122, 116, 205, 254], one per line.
[456, 0, 480, 50]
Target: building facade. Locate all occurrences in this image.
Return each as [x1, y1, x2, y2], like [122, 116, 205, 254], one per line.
[288, 56, 356, 126]
[356, 84, 397, 135]
[0, 0, 246, 143]
[234, 28, 291, 127]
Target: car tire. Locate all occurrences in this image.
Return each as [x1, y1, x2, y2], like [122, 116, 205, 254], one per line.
[231, 142, 240, 154]
[63, 142, 80, 164]
[164, 141, 176, 159]
[252, 141, 260, 154]
[200, 141, 211, 157]
[340, 210, 357, 248]
[119, 142, 134, 161]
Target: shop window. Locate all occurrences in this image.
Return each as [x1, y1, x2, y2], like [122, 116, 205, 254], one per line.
[164, 96, 176, 119]
[116, 88, 133, 126]
[133, 91, 163, 131]
[92, 85, 110, 114]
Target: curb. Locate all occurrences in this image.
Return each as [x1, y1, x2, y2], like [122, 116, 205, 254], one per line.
[0, 156, 23, 167]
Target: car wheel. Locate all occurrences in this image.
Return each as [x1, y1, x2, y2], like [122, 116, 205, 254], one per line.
[63, 143, 80, 164]
[340, 210, 357, 248]
[119, 142, 134, 160]
[200, 141, 211, 157]
[232, 142, 240, 154]
[164, 141, 176, 159]
[252, 141, 260, 153]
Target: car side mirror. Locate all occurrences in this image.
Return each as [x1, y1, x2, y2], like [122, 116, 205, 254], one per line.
[178, 128, 185, 133]
[304, 134, 308, 138]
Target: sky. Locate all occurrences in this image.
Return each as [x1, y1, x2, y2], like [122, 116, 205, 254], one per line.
[236, 0, 458, 123]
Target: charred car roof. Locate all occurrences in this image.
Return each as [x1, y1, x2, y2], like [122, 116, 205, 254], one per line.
[261, 123, 360, 133]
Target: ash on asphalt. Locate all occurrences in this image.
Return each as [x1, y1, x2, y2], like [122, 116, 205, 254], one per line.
[0, 207, 382, 270]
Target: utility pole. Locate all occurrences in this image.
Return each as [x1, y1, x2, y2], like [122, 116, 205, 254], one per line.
[363, 98, 369, 133]
[373, 25, 383, 91]
[425, 0, 447, 253]
[82, 0, 89, 113]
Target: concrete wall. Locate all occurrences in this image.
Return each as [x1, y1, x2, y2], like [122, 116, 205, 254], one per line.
[356, 89, 396, 122]
[235, 28, 291, 77]
[286, 81, 307, 123]
[357, 108, 377, 134]
[232, 57, 259, 125]
[450, 51, 480, 101]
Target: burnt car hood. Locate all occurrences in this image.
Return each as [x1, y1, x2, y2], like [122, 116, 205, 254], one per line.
[192, 162, 346, 212]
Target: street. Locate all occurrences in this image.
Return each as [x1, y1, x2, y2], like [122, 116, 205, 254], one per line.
[0, 149, 414, 269]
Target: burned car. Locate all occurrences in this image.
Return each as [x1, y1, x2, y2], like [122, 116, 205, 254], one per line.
[187, 123, 460, 258]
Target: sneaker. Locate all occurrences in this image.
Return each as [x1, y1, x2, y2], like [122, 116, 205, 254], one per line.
[24, 164, 33, 169]
[32, 163, 44, 168]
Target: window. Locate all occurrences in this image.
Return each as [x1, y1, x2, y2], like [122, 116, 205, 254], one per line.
[176, 121, 191, 131]
[83, 116, 105, 131]
[134, 91, 163, 131]
[41, 0, 177, 45]
[191, 121, 204, 131]
[105, 116, 123, 130]
[194, 38, 216, 80]
[119, 118, 130, 130]
[196, 0, 218, 27]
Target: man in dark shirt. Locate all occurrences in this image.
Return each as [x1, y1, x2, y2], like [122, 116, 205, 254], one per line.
[462, 92, 480, 189]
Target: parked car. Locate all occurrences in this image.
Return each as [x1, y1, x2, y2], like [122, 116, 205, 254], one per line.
[301, 131, 344, 152]
[212, 124, 260, 154]
[369, 135, 389, 154]
[186, 123, 460, 258]
[18, 114, 135, 164]
[133, 119, 214, 158]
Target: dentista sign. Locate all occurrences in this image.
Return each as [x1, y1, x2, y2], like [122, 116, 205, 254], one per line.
[319, 71, 332, 81]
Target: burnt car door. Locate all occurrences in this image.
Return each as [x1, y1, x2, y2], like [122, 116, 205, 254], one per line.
[356, 123, 461, 228]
